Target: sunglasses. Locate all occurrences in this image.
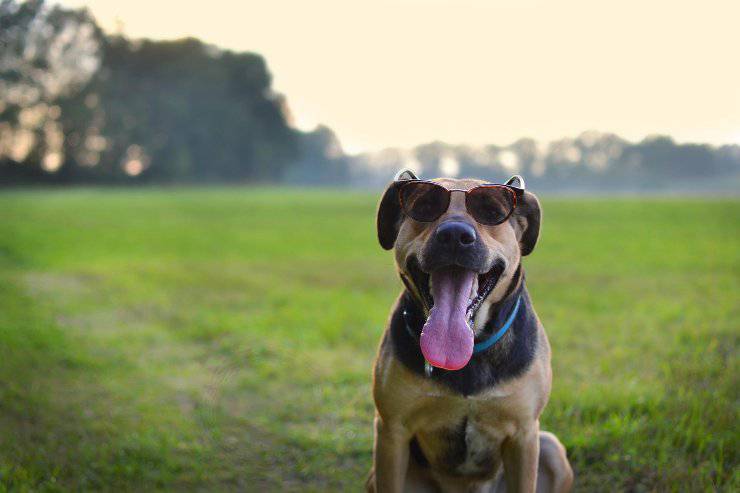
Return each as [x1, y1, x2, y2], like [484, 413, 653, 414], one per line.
[398, 180, 523, 226]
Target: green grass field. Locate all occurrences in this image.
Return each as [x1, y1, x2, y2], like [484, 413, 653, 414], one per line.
[0, 188, 737, 492]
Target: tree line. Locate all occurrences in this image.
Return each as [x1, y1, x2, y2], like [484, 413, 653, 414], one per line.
[1, 0, 738, 191]
[350, 133, 740, 192]
[0, 0, 347, 185]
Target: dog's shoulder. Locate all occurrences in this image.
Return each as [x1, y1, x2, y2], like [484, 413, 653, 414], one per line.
[373, 323, 442, 420]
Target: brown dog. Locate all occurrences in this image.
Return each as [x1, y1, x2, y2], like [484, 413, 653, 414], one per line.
[367, 170, 573, 492]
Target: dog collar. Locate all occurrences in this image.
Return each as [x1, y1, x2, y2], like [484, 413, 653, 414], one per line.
[472, 295, 521, 354]
[403, 294, 522, 373]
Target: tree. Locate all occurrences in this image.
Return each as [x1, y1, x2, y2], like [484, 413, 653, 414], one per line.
[72, 36, 300, 183]
[0, 0, 102, 182]
[1, 1, 310, 184]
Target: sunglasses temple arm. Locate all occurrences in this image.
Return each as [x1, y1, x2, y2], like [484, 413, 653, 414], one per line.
[394, 169, 419, 181]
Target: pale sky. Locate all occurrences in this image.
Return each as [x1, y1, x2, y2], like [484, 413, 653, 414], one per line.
[60, 0, 740, 153]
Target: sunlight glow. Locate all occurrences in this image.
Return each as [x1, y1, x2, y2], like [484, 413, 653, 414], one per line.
[42, 152, 63, 172]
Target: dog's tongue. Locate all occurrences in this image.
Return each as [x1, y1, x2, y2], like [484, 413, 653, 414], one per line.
[420, 269, 475, 370]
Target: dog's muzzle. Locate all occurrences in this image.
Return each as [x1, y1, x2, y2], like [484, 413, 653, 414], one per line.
[420, 219, 489, 273]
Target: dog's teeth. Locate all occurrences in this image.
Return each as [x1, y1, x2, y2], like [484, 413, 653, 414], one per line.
[469, 277, 479, 301]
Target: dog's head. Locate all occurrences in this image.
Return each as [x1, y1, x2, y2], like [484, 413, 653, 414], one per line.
[376, 169, 541, 370]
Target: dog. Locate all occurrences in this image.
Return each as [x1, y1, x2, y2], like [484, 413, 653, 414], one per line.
[367, 170, 573, 492]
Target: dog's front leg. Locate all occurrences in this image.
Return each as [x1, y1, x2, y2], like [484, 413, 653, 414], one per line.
[373, 414, 410, 493]
[502, 425, 540, 493]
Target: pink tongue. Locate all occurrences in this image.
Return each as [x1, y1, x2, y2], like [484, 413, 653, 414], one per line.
[420, 269, 476, 370]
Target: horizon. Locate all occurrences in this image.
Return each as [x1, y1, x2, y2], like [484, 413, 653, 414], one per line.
[57, 0, 740, 154]
[342, 130, 740, 159]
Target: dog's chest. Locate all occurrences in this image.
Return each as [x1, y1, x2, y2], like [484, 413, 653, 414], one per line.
[413, 400, 512, 479]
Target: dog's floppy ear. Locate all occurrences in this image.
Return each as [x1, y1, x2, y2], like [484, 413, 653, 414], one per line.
[506, 175, 541, 256]
[377, 169, 418, 250]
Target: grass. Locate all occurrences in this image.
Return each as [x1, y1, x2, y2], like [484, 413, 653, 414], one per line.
[0, 188, 737, 492]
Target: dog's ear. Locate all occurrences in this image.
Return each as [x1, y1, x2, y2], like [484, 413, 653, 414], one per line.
[506, 175, 541, 256]
[377, 169, 418, 250]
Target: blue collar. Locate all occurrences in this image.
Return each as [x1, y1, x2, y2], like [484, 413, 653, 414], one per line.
[473, 295, 521, 354]
[403, 294, 522, 356]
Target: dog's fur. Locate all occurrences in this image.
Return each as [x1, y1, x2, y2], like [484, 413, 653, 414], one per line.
[367, 174, 573, 492]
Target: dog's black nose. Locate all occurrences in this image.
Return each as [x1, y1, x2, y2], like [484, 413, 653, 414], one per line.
[422, 220, 486, 272]
[434, 221, 477, 248]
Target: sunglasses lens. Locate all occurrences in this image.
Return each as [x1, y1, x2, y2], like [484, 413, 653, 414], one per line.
[466, 186, 515, 225]
[400, 182, 449, 222]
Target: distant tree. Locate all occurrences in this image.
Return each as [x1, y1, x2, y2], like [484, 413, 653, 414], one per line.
[0, 0, 102, 182]
[283, 125, 349, 185]
[415, 141, 448, 177]
[508, 138, 539, 177]
[0, 0, 323, 185]
[350, 132, 740, 193]
[60, 36, 301, 183]
[632, 135, 719, 182]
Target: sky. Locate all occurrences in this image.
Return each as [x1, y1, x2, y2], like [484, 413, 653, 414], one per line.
[59, 0, 740, 153]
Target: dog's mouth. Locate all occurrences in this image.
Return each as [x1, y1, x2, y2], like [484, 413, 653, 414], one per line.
[404, 258, 504, 370]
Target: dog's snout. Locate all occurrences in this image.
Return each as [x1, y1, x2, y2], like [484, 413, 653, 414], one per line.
[421, 220, 487, 272]
[435, 221, 477, 248]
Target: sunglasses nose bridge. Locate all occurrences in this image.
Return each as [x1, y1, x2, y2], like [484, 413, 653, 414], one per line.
[447, 188, 468, 207]
[422, 189, 467, 224]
